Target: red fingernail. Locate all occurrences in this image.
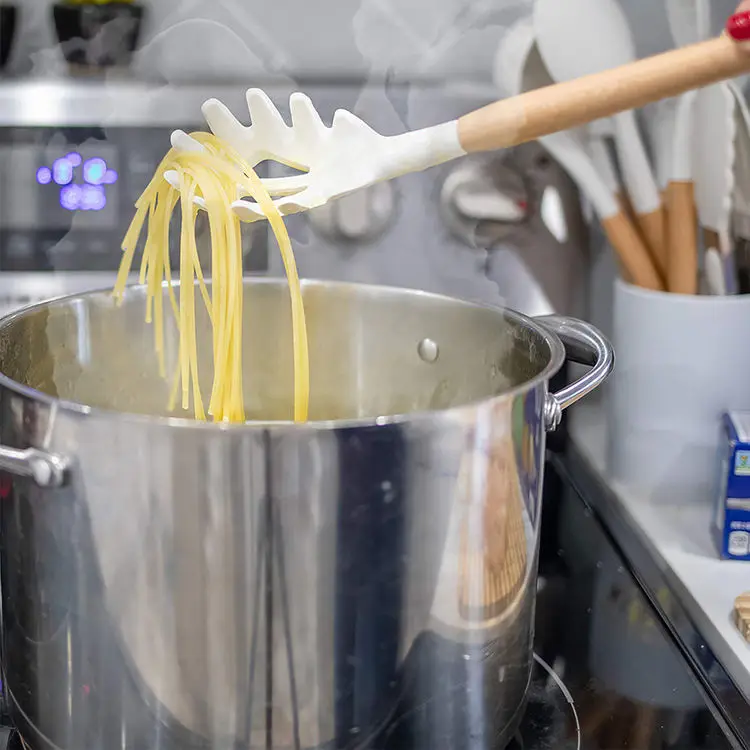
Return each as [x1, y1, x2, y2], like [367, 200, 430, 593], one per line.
[727, 11, 750, 41]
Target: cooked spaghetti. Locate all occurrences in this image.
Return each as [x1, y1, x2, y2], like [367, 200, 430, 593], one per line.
[113, 133, 310, 423]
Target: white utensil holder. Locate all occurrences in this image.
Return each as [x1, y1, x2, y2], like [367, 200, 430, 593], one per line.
[608, 278, 750, 504]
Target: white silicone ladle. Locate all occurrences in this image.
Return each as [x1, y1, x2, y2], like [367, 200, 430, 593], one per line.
[533, 0, 665, 272]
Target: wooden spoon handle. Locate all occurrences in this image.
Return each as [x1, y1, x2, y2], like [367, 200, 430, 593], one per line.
[636, 206, 668, 279]
[458, 35, 749, 153]
[601, 211, 665, 291]
[666, 180, 698, 294]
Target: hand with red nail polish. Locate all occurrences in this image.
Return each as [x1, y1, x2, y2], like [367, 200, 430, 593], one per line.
[727, 1, 750, 46]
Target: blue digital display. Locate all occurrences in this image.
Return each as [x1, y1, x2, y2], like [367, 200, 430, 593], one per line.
[52, 157, 73, 186]
[36, 154, 118, 212]
[36, 166, 52, 185]
[83, 157, 106, 185]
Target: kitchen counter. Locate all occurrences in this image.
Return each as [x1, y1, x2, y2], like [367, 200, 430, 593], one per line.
[567, 394, 750, 720]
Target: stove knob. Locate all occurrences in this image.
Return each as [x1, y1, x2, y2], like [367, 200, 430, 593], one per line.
[440, 157, 529, 248]
[448, 180, 526, 223]
[307, 182, 396, 243]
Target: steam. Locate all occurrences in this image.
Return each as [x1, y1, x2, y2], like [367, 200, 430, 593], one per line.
[20, 0, 531, 306]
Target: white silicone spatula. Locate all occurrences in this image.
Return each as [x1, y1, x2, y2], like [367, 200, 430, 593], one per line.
[646, 99, 678, 198]
[587, 119, 625, 211]
[693, 84, 736, 263]
[533, 0, 666, 275]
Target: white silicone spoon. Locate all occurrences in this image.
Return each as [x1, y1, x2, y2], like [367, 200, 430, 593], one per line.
[693, 84, 736, 260]
[704, 247, 728, 295]
[533, 0, 666, 274]
[587, 121, 623, 208]
[492, 17, 661, 291]
[646, 98, 678, 196]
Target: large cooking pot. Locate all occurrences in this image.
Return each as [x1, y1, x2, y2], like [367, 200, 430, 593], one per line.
[0, 279, 612, 750]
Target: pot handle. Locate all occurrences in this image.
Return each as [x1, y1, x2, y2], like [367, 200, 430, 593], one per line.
[0, 446, 69, 488]
[537, 315, 614, 432]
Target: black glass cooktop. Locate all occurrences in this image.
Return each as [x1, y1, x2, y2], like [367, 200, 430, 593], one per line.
[536, 450, 747, 750]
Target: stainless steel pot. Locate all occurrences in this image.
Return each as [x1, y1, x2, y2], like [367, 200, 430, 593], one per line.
[0, 279, 612, 750]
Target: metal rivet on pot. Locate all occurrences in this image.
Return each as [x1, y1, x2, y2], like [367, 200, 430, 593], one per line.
[417, 338, 439, 363]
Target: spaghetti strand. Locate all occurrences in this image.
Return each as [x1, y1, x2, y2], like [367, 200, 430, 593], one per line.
[114, 133, 310, 423]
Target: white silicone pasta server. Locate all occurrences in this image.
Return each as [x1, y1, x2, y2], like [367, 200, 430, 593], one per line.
[165, 33, 750, 287]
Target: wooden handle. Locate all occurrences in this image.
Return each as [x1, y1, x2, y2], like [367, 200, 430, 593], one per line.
[458, 35, 750, 153]
[734, 592, 750, 642]
[703, 227, 720, 252]
[666, 181, 698, 294]
[616, 192, 636, 223]
[636, 206, 667, 279]
[601, 212, 665, 291]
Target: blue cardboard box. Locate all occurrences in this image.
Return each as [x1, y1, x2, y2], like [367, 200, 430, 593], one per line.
[716, 413, 750, 560]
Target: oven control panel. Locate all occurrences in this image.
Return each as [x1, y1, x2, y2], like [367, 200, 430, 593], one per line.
[0, 126, 268, 274]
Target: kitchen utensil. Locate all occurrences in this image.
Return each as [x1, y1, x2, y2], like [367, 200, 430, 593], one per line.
[167, 33, 750, 236]
[533, 0, 666, 274]
[586, 117, 625, 205]
[0, 278, 612, 750]
[586, 132, 621, 204]
[664, 90, 699, 294]
[491, 18, 661, 291]
[662, 0, 708, 295]
[646, 98, 678, 198]
[734, 593, 750, 642]
[644, 92, 700, 294]
[693, 83, 736, 278]
[733, 229, 750, 294]
[589, 118, 640, 224]
[704, 247, 727, 295]
[730, 81, 750, 294]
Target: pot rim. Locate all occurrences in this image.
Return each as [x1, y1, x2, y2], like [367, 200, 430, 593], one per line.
[0, 277, 567, 431]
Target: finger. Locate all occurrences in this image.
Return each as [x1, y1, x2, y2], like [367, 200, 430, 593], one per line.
[727, 3, 750, 43]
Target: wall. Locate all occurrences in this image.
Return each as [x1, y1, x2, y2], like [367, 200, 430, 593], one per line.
[7, 0, 740, 84]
